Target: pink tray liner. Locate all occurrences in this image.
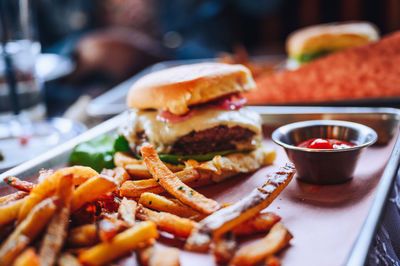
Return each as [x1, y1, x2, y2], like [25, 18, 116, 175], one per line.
[0, 137, 395, 266]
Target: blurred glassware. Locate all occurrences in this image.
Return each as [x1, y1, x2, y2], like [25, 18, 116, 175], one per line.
[0, 0, 86, 171]
[0, 0, 43, 121]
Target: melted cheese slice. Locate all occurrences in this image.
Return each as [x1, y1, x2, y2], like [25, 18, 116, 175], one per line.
[120, 107, 262, 154]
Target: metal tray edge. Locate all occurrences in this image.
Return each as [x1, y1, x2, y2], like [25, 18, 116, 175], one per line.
[2, 106, 400, 266]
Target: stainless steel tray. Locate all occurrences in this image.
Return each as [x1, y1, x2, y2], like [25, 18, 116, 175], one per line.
[1, 106, 400, 266]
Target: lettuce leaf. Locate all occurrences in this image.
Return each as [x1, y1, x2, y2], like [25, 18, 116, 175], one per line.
[69, 134, 117, 172]
[69, 134, 246, 171]
[294, 50, 334, 63]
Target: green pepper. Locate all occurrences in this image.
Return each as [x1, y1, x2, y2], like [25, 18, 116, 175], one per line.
[157, 150, 243, 165]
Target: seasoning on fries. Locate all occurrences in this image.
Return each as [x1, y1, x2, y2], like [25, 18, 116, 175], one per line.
[0, 147, 293, 265]
[141, 145, 221, 215]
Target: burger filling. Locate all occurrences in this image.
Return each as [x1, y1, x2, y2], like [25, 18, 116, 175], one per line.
[120, 107, 262, 159]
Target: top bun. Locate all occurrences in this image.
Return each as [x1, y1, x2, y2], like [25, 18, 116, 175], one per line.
[286, 21, 379, 57]
[126, 62, 256, 115]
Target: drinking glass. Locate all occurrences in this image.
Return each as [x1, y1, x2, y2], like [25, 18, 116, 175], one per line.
[0, 0, 44, 121]
[0, 0, 86, 172]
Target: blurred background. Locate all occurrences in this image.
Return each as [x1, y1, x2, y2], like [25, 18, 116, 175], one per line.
[1, 0, 400, 170]
[34, 0, 400, 117]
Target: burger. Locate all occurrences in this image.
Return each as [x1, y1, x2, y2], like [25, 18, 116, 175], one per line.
[286, 21, 379, 69]
[119, 62, 275, 181]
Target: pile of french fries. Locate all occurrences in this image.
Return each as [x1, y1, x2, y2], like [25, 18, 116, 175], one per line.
[0, 145, 295, 265]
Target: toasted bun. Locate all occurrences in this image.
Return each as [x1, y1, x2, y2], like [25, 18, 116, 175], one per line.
[126, 62, 256, 115]
[286, 21, 379, 57]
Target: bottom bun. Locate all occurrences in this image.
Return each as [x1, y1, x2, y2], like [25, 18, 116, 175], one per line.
[115, 146, 276, 183]
[193, 146, 276, 183]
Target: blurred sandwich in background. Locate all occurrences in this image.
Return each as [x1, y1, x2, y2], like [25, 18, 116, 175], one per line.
[245, 30, 400, 105]
[286, 21, 379, 69]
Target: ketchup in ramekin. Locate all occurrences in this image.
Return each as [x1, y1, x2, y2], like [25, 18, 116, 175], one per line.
[297, 138, 356, 150]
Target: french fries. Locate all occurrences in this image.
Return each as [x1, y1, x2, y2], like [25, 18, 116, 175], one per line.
[265, 255, 281, 266]
[139, 192, 202, 219]
[58, 253, 82, 266]
[18, 166, 98, 221]
[138, 245, 180, 266]
[78, 221, 158, 265]
[39, 174, 74, 266]
[232, 212, 281, 235]
[136, 205, 196, 238]
[137, 245, 154, 266]
[0, 191, 28, 206]
[141, 145, 221, 215]
[0, 198, 26, 227]
[120, 167, 203, 198]
[0, 198, 57, 264]
[185, 163, 295, 252]
[118, 197, 137, 227]
[98, 218, 127, 242]
[149, 247, 180, 266]
[13, 248, 40, 266]
[67, 224, 99, 247]
[114, 152, 185, 178]
[0, 149, 293, 265]
[230, 223, 293, 266]
[3, 176, 35, 192]
[101, 167, 130, 187]
[71, 174, 117, 212]
[212, 233, 237, 264]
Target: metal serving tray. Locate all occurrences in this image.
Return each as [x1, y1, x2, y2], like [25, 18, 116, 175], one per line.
[1, 106, 400, 266]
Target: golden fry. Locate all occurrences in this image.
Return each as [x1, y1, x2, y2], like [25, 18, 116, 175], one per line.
[212, 233, 237, 264]
[115, 152, 184, 178]
[39, 175, 74, 266]
[1, 235, 30, 266]
[120, 179, 164, 198]
[137, 245, 154, 266]
[3, 177, 35, 192]
[78, 221, 158, 265]
[120, 167, 203, 198]
[98, 218, 126, 242]
[0, 198, 57, 264]
[136, 205, 196, 238]
[118, 197, 137, 227]
[58, 253, 82, 266]
[265, 255, 281, 266]
[101, 166, 130, 187]
[111, 166, 130, 187]
[185, 163, 295, 252]
[18, 166, 97, 221]
[141, 145, 220, 215]
[71, 175, 117, 212]
[67, 224, 99, 247]
[139, 192, 201, 219]
[232, 212, 281, 235]
[13, 248, 40, 266]
[114, 152, 142, 167]
[149, 247, 180, 266]
[125, 164, 153, 179]
[0, 191, 28, 206]
[230, 223, 293, 266]
[0, 198, 26, 227]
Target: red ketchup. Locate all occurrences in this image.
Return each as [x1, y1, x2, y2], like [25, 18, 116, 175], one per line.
[297, 138, 356, 150]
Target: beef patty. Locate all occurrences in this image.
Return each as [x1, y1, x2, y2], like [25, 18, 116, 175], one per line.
[171, 125, 255, 155]
[133, 125, 256, 155]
